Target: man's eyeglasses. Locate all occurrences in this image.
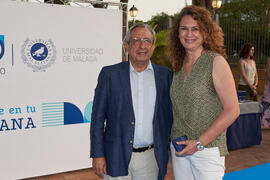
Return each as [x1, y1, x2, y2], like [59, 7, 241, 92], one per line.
[130, 37, 153, 47]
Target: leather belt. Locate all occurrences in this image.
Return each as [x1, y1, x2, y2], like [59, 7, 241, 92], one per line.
[132, 145, 154, 153]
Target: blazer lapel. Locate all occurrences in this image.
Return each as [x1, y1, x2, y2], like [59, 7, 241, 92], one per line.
[153, 63, 161, 118]
[120, 61, 135, 116]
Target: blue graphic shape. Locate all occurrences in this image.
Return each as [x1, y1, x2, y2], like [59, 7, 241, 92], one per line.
[30, 43, 48, 61]
[42, 102, 64, 127]
[42, 102, 85, 127]
[84, 101, 93, 123]
[0, 35, 5, 60]
[64, 102, 84, 125]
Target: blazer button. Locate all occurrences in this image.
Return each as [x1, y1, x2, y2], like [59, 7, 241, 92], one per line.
[129, 140, 133, 144]
[131, 121, 135, 125]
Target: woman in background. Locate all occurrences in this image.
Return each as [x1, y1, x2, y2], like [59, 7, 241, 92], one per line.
[168, 5, 240, 180]
[238, 43, 258, 101]
[261, 57, 270, 128]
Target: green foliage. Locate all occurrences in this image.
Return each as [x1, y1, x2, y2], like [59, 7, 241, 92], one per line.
[128, 12, 172, 33]
[221, 0, 269, 22]
[192, 0, 214, 11]
[155, 30, 168, 47]
[146, 12, 173, 32]
[128, 20, 144, 29]
[128, 12, 173, 69]
[220, 0, 270, 63]
[146, 13, 174, 69]
[127, 13, 172, 69]
[151, 30, 172, 70]
[152, 30, 168, 60]
[152, 59, 173, 70]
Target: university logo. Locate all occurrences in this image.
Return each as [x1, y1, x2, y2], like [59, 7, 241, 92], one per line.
[0, 35, 5, 60]
[21, 38, 56, 72]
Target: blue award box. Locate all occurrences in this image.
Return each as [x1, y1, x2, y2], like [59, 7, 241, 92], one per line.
[237, 90, 247, 102]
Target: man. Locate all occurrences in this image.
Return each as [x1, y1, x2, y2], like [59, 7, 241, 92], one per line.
[90, 24, 172, 180]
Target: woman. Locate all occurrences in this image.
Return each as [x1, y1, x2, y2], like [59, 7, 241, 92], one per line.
[238, 43, 258, 101]
[168, 5, 240, 180]
[261, 57, 270, 128]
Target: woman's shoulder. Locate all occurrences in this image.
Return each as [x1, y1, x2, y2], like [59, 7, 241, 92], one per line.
[201, 51, 228, 70]
[239, 58, 245, 65]
[205, 51, 225, 60]
[212, 54, 228, 67]
[205, 51, 226, 63]
[200, 51, 218, 62]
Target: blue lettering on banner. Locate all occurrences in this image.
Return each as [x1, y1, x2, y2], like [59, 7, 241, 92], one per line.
[0, 108, 4, 115]
[0, 105, 37, 132]
[0, 102, 91, 131]
[12, 118, 23, 130]
[0, 35, 5, 60]
[0, 117, 36, 131]
[26, 105, 36, 113]
[25, 117, 36, 129]
[0, 120, 9, 131]
[9, 107, 22, 114]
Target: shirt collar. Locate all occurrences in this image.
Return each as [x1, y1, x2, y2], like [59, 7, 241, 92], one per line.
[129, 61, 154, 73]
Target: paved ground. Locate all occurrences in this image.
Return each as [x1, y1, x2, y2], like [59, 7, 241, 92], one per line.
[24, 128, 270, 180]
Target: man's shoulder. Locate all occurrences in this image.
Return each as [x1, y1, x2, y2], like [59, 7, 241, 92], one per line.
[152, 62, 172, 74]
[102, 61, 128, 72]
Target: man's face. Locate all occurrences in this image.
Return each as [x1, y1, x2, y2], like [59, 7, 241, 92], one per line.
[125, 27, 155, 64]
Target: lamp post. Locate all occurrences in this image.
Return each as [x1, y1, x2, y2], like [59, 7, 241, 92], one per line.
[129, 5, 138, 26]
[212, 0, 222, 25]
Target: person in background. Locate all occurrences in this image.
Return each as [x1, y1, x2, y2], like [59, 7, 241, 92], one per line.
[90, 24, 173, 180]
[238, 43, 258, 101]
[168, 5, 240, 180]
[261, 57, 270, 128]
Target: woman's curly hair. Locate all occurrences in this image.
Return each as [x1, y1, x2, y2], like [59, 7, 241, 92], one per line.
[168, 5, 226, 72]
[239, 43, 254, 59]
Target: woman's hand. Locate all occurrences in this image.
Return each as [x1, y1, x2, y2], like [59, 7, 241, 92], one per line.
[250, 85, 256, 91]
[253, 90, 257, 96]
[175, 140, 198, 156]
[250, 85, 257, 96]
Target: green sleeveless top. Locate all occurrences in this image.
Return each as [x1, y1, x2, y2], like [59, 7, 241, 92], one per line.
[170, 51, 228, 156]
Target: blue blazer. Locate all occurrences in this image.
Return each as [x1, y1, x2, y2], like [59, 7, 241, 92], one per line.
[90, 61, 173, 180]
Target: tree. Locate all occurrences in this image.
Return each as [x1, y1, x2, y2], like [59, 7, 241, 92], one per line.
[220, 0, 270, 62]
[192, 0, 213, 10]
[146, 12, 173, 32]
[151, 30, 172, 69]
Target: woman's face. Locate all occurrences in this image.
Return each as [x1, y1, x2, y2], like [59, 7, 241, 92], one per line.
[249, 47, 254, 57]
[178, 15, 204, 52]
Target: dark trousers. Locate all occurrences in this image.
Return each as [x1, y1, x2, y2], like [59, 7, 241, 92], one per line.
[238, 84, 257, 101]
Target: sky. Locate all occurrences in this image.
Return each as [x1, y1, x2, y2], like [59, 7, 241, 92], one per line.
[25, 0, 192, 22]
[126, 0, 192, 21]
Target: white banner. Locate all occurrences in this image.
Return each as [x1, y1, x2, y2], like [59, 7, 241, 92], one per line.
[0, 1, 122, 179]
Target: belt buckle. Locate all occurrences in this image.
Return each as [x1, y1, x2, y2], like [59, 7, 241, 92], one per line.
[132, 144, 153, 153]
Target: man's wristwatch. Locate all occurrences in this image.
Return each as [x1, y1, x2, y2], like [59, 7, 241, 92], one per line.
[196, 140, 204, 151]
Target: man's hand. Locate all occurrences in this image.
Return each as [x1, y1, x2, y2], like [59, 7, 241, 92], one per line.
[93, 157, 107, 178]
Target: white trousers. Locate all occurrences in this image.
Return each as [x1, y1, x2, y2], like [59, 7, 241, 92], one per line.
[171, 143, 225, 180]
[104, 148, 159, 180]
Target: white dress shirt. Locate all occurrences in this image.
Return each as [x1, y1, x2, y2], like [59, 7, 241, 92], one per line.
[129, 61, 156, 147]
